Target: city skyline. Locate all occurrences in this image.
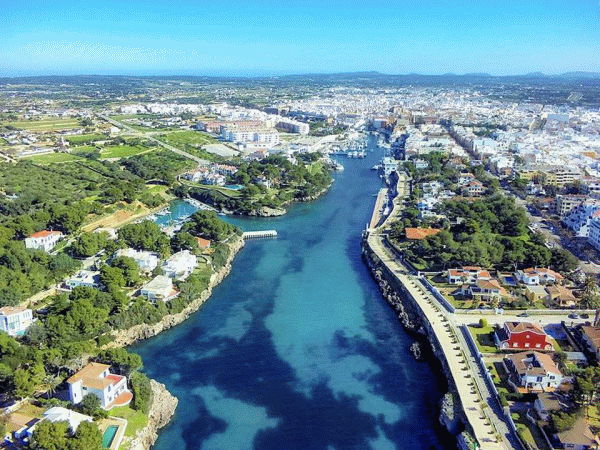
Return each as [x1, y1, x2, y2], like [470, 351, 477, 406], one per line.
[2, 0, 600, 77]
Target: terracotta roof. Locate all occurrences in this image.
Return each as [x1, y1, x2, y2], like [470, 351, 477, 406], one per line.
[505, 351, 561, 377]
[405, 228, 442, 240]
[29, 230, 61, 238]
[557, 417, 598, 447]
[67, 362, 111, 387]
[581, 326, 600, 348]
[505, 321, 546, 335]
[196, 237, 211, 248]
[0, 306, 28, 316]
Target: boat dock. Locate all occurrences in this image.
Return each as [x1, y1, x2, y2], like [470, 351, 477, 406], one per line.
[242, 230, 278, 239]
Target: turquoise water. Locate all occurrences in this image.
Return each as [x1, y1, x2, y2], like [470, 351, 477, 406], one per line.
[102, 425, 118, 448]
[131, 144, 449, 450]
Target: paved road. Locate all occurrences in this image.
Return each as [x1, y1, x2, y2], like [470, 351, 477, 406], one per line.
[96, 113, 210, 166]
[453, 311, 595, 327]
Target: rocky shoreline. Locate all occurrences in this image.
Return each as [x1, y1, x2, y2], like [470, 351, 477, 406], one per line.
[107, 236, 245, 348]
[127, 380, 178, 450]
[361, 240, 463, 446]
[107, 235, 244, 450]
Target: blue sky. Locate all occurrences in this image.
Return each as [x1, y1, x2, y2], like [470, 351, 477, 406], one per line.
[1, 0, 599, 76]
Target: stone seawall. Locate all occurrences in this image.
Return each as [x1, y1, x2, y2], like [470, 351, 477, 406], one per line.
[361, 239, 465, 441]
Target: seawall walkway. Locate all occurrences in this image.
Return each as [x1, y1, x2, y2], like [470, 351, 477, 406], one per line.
[364, 173, 518, 450]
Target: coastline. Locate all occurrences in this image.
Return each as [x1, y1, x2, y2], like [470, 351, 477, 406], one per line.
[113, 180, 330, 449]
[106, 235, 244, 348]
[105, 235, 244, 450]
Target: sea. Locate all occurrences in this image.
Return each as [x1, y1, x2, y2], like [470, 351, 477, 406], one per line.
[130, 142, 452, 450]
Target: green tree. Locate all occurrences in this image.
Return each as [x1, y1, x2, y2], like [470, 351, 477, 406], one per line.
[79, 393, 102, 417]
[111, 256, 141, 287]
[130, 371, 153, 414]
[30, 420, 70, 450]
[70, 420, 102, 450]
[99, 265, 126, 289]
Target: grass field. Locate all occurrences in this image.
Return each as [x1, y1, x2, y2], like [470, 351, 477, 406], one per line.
[187, 183, 242, 198]
[1, 117, 82, 131]
[469, 325, 499, 353]
[109, 405, 149, 450]
[101, 145, 152, 159]
[158, 130, 218, 149]
[23, 152, 85, 164]
[65, 133, 107, 144]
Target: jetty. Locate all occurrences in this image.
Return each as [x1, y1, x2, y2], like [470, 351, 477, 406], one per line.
[242, 230, 278, 239]
[363, 173, 520, 450]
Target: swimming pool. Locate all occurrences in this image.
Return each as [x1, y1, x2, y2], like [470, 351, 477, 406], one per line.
[102, 425, 119, 449]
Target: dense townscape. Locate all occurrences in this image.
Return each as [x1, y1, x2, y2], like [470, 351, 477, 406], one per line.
[1, 73, 600, 450]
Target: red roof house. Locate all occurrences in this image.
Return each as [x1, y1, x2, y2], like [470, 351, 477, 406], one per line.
[494, 321, 554, 351]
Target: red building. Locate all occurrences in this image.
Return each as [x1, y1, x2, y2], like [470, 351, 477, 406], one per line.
[494, 321, 553, 351]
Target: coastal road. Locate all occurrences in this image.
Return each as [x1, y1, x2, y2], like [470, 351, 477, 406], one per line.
[452, 311, 596, 327]
[96, 113, 210, 166]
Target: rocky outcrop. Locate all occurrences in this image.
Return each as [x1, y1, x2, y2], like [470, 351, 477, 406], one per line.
[439, 391, 462, 435]
[252, 206, 286, 217]
[106, 236, 245, 348]
[128, 380, 178, 450]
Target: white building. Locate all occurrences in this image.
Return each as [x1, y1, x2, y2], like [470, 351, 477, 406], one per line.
[588, 219, 600, 253]
[115, 248, 159, 272]
[503, 351, 563, 391]
[25, 230, 63, 252]
[276, 118, 309, 135]
[562, 200, 600, 237]
[140, 275, 178, 302]
[381, 157, 398, 177]
[65, 270, 102, 290]
[67, 362, 132, 410]
[161, 250, 197, 280]
[0, 306, 33, 336]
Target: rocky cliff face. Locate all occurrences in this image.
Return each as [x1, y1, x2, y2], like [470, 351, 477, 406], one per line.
[128, 380, 178, 450]
[106, 236, 245, 348]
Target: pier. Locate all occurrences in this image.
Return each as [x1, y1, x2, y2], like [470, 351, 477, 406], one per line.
[242, 230, 278, 239]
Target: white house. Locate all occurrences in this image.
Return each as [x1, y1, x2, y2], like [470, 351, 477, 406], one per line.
[515, 268, 563, 286]
[503, 351, 563, 392]
[14, 407, 94, 440]
[115, 248, 159, 272]
[67, 362, 132, 410]
[65, 270, 101, 290]
[161, 250, 197, 280]
[140, 275, 178, 302]
[25, 230, 63, 252]
[0, 306, 33, 336]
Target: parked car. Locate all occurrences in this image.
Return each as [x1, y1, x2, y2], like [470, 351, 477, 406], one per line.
[518, 312, 530, 317]
[569, 313, 579, 319]
[580, 313, 589, 319]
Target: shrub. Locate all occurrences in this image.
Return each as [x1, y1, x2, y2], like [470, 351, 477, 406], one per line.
[479, 318, 488, 328]
[131, 371, 153, 414]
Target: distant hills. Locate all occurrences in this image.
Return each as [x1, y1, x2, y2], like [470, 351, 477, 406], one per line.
[280, 71, 600, 80]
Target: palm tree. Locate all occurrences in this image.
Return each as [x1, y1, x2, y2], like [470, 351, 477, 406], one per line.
[39, 374, 61, 399]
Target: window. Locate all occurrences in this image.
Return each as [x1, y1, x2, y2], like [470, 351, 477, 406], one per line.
[535, 344, 541, 348]
[525, 343, 530, 348]
[513, 343, 518, 347]
[536, 376, 543, 382]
